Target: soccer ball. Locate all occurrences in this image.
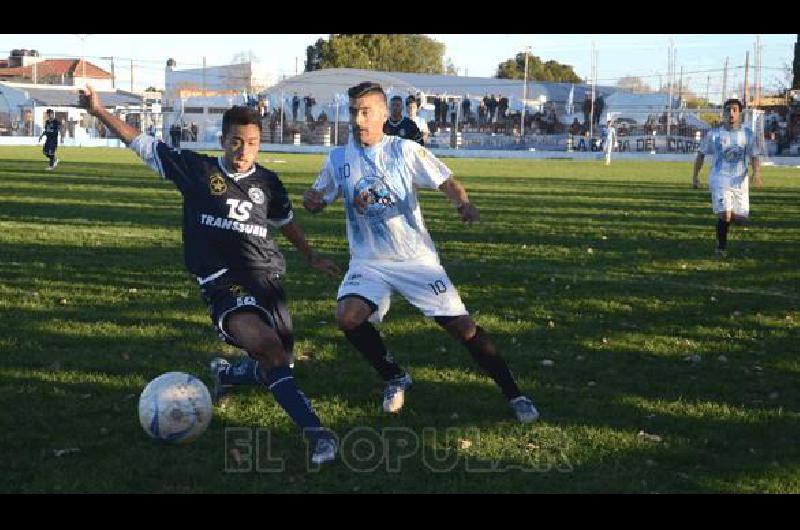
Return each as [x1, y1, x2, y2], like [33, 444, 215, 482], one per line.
[138, 372, 213, 444]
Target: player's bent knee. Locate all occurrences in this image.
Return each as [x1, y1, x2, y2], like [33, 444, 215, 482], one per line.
[437, 315, 476, 342]
[336, 311, 367, 332]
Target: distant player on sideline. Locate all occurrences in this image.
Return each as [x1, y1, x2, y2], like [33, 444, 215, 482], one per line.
[80, 86, 341, 465]
[39, 109, 60, 170]
[603, 119, 617, 165]
[692, 98, 762, 257]
[406, 95, 429, 146]
[383, 95, 423, 145]
[303, 82, 539, 423]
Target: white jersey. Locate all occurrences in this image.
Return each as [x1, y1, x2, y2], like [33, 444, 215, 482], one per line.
[604, 126, 617, 150]
[313, 135, 452, 262]
[700, 126, 759, 189]
[410, 115, 429, 135]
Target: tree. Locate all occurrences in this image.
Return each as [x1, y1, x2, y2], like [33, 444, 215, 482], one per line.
[616, 76, 652, 93]
[495, 53, 582, 83]
[304, 35, 446, 73]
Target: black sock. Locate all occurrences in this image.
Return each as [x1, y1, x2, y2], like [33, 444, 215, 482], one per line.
[344, 321, 403, 381]
[48, 155, 55, 166]
[716, 218, 731, 250]
[464, 326, 522, 400]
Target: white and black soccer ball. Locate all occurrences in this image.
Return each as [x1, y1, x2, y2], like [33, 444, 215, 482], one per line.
[138, 372, 212, 444]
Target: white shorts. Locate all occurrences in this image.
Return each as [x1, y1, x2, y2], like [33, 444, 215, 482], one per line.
[711, 184, 749, 217]
[337, 258, 469, 323]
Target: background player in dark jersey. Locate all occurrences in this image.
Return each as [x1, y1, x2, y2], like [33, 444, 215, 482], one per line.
[39, 109, 60, 170]
[80, 85, 341, 465]
[383, 95, 423, 145]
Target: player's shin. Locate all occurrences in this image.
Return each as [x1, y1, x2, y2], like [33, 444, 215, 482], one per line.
[463, 326, 522, 400]
[343, 321, 404, 381]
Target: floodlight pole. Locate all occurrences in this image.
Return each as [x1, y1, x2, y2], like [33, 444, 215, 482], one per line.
[521, 45, 530, 139]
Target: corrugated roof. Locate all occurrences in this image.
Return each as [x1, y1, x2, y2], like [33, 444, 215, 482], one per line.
[15, 86, 142, 107]
[0, 59, 112, 79]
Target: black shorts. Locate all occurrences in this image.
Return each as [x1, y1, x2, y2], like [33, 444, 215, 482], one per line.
[43, 140, 57, 157]
[198, 269, 294, 354]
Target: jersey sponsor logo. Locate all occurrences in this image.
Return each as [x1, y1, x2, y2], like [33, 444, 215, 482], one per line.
[200, 213, 268, 238]
[248, 187, 265, 205]
[226, 199, 254, 222]
[209, 174, 227, 195]
[722, 145, 745, 163]
[353, 175, 396, 216]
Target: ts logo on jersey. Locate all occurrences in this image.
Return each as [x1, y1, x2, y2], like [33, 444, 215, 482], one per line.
[209, 174, 227, 195]
[226, 199, 254, 221]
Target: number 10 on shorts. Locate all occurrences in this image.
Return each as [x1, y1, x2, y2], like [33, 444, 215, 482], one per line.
[429, 280, 447, 296]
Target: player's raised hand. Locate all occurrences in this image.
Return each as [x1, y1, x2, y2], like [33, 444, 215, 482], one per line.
[458, 202, 480, 225]
[302, 189, 326, 214]
[309, 253, 341, 279]
[79, 85, 103, 117]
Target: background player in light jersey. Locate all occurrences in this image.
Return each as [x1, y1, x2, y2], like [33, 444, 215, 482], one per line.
[692, 98, 762, 257]
[603, 119, 617, 166]
[303, 82, 539, 423]
[406, 95, 429, 146]
[81, 85, 341, 465]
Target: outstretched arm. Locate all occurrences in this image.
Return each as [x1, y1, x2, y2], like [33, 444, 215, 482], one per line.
[80, 85, 140, 145]
[280, 221, 341, 278]
[692, 153, 705, 189]
[438, 177, 480, 224]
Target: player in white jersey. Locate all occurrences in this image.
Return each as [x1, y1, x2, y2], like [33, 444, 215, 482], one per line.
[303, 82, 539, 423]
[603, 119, 617, 165]
[692, 98, 762, 257]
[406, 95, 430, 146]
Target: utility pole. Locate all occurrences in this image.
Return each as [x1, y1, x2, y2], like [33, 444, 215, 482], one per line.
[754, 35, 761, 107]
[589, 41, 597, 141]
[130, 59, 134, 93]
[705, 75, 710, 106]
[721, 56, 729, 115]
[202, 56, 207, 97]
[110, 57, 115, 89]
[521, 45, 530, 139]
[744, 51, 750, 107]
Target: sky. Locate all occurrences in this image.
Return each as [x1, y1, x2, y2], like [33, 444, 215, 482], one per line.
[0, 34, 795, 102]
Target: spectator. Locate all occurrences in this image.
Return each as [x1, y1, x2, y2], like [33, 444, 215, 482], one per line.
[569, 117, 581, 136]
[593, 94, 605, 127]
[583, 94, 592, 127]
[461, 97, 471, 123]
[292, 94, 300, 122]
[488, 95, 498, 124]
[498, 96, 509, 121]
[190, 122, 198, 142]
[304, 95, 316, 123]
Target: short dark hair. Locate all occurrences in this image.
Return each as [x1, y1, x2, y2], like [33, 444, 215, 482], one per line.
[390, 95, 403, 103]
[348, 81, 387, 104]
[46, 109, 54, 113]
[405, 95, 417, 106]
[222, 105, 262, 137]
[723, 98, 744, 112]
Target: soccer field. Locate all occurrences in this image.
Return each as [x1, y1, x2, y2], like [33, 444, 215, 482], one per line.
[1, 146, 799, 493]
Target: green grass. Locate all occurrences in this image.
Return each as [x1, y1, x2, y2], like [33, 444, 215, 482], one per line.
[1, 146, 799, 493]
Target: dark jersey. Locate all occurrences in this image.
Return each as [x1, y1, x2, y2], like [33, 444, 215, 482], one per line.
[43, 119, 60, 142]
[383, 117, 423, 145]
[129, 135, 293, 278]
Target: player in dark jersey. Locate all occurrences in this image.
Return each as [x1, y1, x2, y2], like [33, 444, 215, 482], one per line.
[81, 85, 342, 465]
[383, 95, 423, 145]
[39, 109, 60, 170]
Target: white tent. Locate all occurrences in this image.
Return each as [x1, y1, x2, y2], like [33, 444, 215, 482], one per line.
[261, 68, 616, 122]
